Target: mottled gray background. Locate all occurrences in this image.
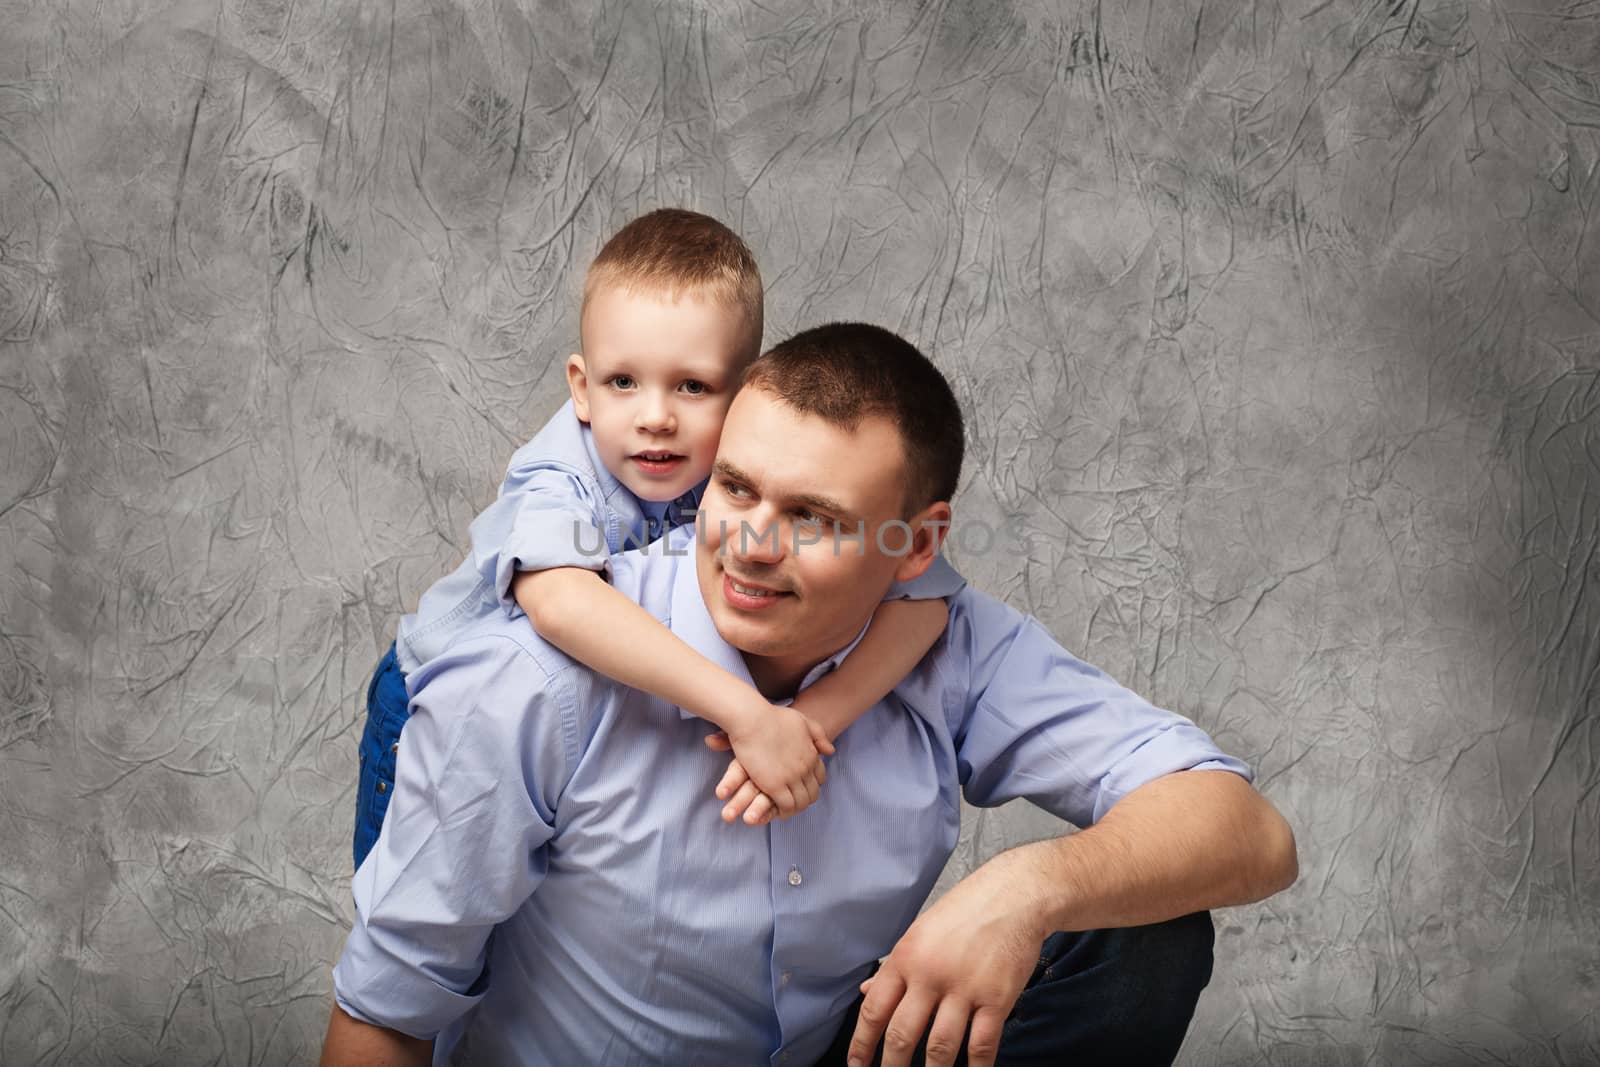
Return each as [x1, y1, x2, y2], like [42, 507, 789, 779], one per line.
[1, 0, 1596, 1063]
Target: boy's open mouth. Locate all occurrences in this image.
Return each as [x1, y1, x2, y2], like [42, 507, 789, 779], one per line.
[631, 451, 686, 474]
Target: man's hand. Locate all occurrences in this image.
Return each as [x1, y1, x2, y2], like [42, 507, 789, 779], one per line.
[846, 853, 1043, 1067]
[718, 702, 834, 821]
[847, 770, 1299, 1066]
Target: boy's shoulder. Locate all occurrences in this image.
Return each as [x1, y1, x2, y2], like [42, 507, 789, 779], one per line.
[504, 398, 601, 481]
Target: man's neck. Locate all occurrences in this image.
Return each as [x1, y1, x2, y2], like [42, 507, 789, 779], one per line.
[739, 617, 881, 701]
[742, 653, 817, 702]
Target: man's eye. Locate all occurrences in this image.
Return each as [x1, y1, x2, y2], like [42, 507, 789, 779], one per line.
[680, 380, 708, 395]
[609, 375, 635, 390]
[722, 481, 749, 498]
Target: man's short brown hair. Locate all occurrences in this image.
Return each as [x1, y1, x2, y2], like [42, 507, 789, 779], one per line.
[582, 208, 763, 357]
[740, 323, 964, 513]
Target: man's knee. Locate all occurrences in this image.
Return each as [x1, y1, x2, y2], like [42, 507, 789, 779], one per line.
[1010, 912, 1214, 1063]
[1122, 909, 1215, 1006]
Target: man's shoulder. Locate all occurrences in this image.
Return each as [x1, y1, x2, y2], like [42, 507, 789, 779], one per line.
[940, 584, 1031, 655]
[898, 585, 1053, 724]
[410, 610, 593, 706]
[603, 526, 694, 617]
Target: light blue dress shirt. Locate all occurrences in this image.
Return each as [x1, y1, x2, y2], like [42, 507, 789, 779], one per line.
[334, 528, 1252, 1066]
[394, 400, 963, 676]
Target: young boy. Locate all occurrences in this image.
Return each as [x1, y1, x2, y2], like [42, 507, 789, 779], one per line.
[353, 209, 963, 868]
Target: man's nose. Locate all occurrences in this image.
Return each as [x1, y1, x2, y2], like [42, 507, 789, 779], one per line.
[637, 391, 676, 434]
[728, 505, 785, 565]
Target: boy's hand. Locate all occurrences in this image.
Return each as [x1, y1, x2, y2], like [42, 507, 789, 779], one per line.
[710, 754, 763, 824]
[705, 749, 794, 826]
[717, 704, 834, 822]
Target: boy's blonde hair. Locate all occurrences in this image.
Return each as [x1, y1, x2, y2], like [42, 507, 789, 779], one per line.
[582, 208, 764, 357]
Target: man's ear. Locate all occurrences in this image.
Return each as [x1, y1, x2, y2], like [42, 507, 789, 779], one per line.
[892, 500, 953, 584]
[566, 354, 591, 423]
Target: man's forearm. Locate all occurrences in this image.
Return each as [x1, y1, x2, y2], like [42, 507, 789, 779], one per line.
[994, 770, 1298, 937]
[319, 1005, 433, 1067]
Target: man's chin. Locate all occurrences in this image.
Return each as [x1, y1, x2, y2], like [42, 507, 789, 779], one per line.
[707, 604, 793, 657]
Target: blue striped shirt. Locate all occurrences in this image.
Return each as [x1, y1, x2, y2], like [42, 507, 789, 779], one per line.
[335, 528, 1251, 1065]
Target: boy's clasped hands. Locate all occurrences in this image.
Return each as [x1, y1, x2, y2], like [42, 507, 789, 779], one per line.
[706, 693, 833, 826]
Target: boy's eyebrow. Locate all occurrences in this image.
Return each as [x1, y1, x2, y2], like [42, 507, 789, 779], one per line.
[712, 460, 858, 522]
[587, 352, 732, 382]
[588, 348, 732, 377]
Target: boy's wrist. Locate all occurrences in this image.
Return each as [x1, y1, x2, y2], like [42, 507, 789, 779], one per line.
[688, 674, 762, 735]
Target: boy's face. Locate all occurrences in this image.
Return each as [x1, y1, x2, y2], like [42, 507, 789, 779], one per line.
[568, 284, 752, 503]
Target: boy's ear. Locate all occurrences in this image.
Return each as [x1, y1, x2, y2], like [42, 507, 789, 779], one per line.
[892, 500, 953, 584]
[566, 354, 591, 423]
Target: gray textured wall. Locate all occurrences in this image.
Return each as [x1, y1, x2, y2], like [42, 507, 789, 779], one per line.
[2, 0, 1596, 1063]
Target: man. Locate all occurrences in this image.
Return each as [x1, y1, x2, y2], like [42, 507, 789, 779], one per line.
[321, 323, 1298, 1067]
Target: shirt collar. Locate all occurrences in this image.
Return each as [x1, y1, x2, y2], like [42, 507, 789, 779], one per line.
[667, 534, 874, 719]
[574, 406, 628, 511]
[642, 480, 706, 529]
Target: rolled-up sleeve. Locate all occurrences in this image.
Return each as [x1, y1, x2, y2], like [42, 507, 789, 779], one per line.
[332, 636, 576, 1037]
[469, 461, 610, 611]
[947, 593, 1252, 827]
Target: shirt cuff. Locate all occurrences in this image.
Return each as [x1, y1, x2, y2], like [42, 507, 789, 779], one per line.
[331, 919, 488, 1040]
[1095, 723, 1254, 823]
[492, 515, 610, 607]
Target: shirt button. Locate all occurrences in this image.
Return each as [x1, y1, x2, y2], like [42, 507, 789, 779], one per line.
[787, 866, 803, 887]
[376, 781, 388, 794]
[390, 742, 399, 755]
[780, 970, 792, 987]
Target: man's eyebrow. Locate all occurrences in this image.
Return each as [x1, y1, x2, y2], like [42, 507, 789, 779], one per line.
[712, 460, 857, 521]
[792, 491, 855, 521]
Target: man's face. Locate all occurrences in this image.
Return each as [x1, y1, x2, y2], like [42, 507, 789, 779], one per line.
[696, 388, 945, 691]
[568, 284, 752, 503]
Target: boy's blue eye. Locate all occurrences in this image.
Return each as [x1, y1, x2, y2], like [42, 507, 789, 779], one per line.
[681, 380, 707, 395]
[610, 375, 635, 390]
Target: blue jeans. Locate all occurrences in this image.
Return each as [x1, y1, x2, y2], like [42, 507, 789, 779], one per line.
[353, 643, 410, 869]
[813, 911, 1215, 1066]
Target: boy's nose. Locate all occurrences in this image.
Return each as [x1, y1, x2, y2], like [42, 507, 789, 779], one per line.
[638, 393, 676, 433]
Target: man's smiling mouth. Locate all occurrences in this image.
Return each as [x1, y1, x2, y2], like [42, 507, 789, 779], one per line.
[720, 567, 792, 610]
